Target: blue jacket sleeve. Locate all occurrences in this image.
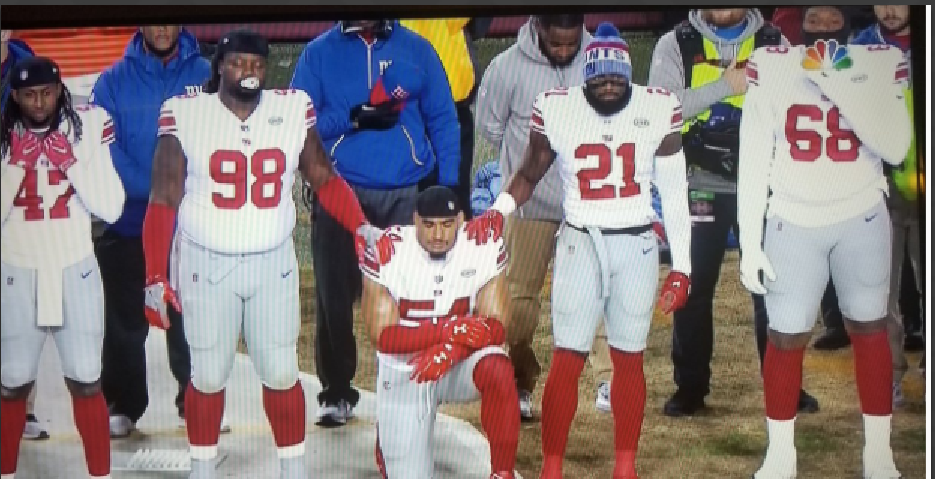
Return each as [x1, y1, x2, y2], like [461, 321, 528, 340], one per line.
[417, 42, 461, 187]
[90, 72, 152, 200]
[289, 43, 353, 142]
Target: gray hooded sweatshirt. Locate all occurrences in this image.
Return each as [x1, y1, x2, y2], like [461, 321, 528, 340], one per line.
[648, 9, 787, 194]
[474, 17, 592, 221]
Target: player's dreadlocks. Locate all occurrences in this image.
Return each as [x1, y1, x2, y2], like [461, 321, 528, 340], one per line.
[1, 58, 82, 159]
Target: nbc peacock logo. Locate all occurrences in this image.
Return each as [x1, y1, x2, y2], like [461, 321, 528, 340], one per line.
[802, 39, 853, 71]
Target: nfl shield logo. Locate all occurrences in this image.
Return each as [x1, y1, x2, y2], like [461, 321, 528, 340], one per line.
[193, 273, 199, 282]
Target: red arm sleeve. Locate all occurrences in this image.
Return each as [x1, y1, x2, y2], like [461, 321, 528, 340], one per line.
[377, 323, 446, 354]
[142, 203, 177, 281]
[315, 173, 368, 234]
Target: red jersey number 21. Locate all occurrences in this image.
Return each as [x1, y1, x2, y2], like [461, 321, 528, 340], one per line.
[574, 143, 640, 200]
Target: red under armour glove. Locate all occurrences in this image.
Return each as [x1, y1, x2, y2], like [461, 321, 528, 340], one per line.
[9, 131, 42, 169]
[355, 224, 397, 266]
[408, 342, 472, 383]
[658, 271, 691, 314]
[465, 209, 505, 246]
[144, 275, 182, 330]
[442, 316, 506, 350]
[42, 131, 77, 173]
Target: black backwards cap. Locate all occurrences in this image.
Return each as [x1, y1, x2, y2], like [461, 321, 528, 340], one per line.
[416, 186, 461, 218]
[216, 29, 269, 61]
[10, 57, 62, 90]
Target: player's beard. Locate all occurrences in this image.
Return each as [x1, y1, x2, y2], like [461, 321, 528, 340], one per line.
[583, 83, 632, 117]
[229, 77, 263, 102]
[878, 17, 910, 37]
[143, 37, 179, 60]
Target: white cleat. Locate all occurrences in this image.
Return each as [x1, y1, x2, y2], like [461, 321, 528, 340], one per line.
[109, 414, 136, 438]
[753, 447, 797, 479]
[595, 381, 611, 413]
[518, 390, 534, 421]
[863, 447, 901, 479]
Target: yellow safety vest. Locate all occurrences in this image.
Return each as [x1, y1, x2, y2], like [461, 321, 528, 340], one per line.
[682, 36, 756, 133]
[400, 18, 475, 103]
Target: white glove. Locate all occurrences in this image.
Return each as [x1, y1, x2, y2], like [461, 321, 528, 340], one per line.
[740, 248, 777, 296]
[356, 223, 384, 251]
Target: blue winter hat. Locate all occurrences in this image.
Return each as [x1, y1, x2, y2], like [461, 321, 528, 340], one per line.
[584, 22, 632, 82]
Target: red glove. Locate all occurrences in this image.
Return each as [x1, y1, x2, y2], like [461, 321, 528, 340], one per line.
[42, 131, 77, 172]
[442, 315, 506, 350]
[144, 275, 182, 330]
[8, 131, 42, 170]
[408, 342, 472, 383]
[465, 209, 505, 246]
[658, 271, 690, 315]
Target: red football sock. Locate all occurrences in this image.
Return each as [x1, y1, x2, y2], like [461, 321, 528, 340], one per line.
[0, 396, 28, 475]
[263, 382, 306, 450]
[541, 349, 586, 474]
[762, 342, 804, 421]
[473, 355, 519, 473]
[71, 391, 111, 477]
[610, 348, 645, 478]
[851, 329, 893, 415]
[185, 384, 225, 448]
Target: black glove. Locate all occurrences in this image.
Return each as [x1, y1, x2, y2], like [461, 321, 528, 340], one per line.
[350, 101, 401, 131]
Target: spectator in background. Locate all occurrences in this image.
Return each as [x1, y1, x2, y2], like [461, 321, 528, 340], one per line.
[648, 8, 820, 417]
[90, 25, 214, 438]
[770, 8, 804, 45]
[402, 17, 492, 219]
[476, 14, 617, 419]
[290, 19, 460, 427]
[852, 4, 922, 405]
[1, 30, 50, 442]
[13, 27, 136, 106]
[2, 30, 35, 108]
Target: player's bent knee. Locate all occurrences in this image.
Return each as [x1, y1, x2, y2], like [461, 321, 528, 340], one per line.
[64, 378, 101, 397]
[840, 302, 887, 327]
[843, 317, 887, 335]
[473, 353, 514, 390]
[1, 365, 38, 393]
[64, 360, 102, 386]
[257, 353, 300, 391]
[0, 381, 34, 400]
[191, 371, 228, 395]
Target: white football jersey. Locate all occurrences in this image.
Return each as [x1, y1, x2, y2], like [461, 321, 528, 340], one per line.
[1, 105, 125, 269]
[361, 225, 507, 369]
[531, 85, 683, 229]
[159, 89, 315, 254]
[741, 44, 910, 227]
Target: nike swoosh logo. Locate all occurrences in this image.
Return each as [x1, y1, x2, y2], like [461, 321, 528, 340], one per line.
[642, 248, 654, 255]
[281, 270, 293, 278]
[81, 270, 93, 279]
[865, 214, 878, 222]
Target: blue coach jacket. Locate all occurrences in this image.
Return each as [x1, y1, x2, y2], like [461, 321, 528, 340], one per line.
[290, 21, 461, 189]
[91, 29, 211, 236]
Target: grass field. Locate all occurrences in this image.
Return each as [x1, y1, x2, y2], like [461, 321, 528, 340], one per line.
[270, 34, 927, 478]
